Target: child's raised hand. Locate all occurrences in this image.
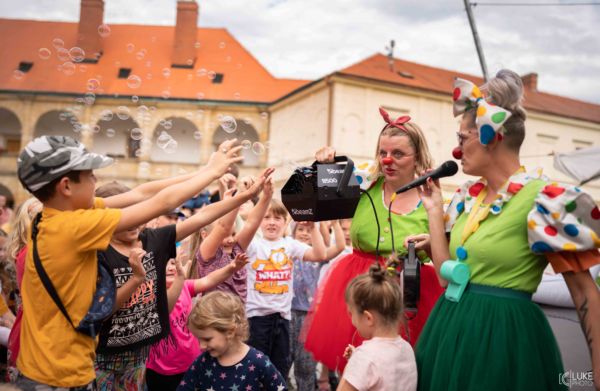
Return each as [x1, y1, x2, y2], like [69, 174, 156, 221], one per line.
[245, 167, 275, 197]
[128, 248, 146, 283]
[174, 257, 191, 281]
[219, 173, 237, 192]
[230, 252, 249, 271]
[223, 187, 237, 200]
[343, 344, 355, 360]
[207, 139, 244, 176]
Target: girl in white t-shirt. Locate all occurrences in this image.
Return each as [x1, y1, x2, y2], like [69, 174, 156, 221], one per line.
[338, 264, 417, 391]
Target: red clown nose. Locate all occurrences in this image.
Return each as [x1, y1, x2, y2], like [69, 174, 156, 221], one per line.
[382, 157, 393, 165]
[452, 147, 463, 160]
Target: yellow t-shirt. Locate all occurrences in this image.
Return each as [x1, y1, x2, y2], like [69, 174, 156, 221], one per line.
[17, 198, 121, 387]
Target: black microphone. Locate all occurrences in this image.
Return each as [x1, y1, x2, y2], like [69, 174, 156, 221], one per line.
[395, 160, 459, 194]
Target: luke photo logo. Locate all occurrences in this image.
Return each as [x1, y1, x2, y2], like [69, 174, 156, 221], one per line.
[559, 370, 593, 387]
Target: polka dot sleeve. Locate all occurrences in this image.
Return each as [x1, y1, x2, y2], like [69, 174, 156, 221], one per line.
[527, 183, 600, 273]
[443, 181, 474, 233]
[352, 160, 380, 191]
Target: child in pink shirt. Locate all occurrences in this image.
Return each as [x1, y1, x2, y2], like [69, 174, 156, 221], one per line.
[338, 264, 417, 391]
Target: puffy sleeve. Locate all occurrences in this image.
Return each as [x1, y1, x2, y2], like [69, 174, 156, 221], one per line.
[443, 181, 475, 233]
[352, 160, 380, 191]
[527, 183, 600, 273]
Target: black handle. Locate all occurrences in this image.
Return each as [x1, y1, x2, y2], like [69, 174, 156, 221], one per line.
[311, 155, 355, 196]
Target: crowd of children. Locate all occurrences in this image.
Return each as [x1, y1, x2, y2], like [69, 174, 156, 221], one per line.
[0, 134, 421, 391]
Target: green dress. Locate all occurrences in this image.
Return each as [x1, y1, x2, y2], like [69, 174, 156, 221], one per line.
[416, 168, 600, 391]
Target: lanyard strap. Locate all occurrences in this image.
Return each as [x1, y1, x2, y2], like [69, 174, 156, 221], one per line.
[460, 188, 491, 245]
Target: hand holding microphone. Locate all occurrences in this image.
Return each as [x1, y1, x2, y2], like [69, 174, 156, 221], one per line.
[402, 161, 458, 213]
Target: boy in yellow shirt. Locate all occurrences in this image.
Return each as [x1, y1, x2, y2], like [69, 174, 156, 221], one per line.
[15, 135, 245, 390]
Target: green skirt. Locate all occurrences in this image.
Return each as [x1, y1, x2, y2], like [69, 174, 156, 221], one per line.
[416, 284, 566, 391]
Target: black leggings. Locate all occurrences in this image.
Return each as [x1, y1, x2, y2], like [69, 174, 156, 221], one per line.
[145, 368, 184, 391]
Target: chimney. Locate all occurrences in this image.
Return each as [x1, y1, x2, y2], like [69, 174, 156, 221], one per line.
[172, 0, 198, 68]
[521, 73, 538, 91]
[77, 0, 104, 62]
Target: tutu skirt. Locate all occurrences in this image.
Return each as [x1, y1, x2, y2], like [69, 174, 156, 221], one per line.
[416, 284, 566, 391]
[303, 249, 443, 372]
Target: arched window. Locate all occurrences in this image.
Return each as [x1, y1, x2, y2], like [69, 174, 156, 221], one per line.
[34, 110, 82, 140]
[212, 119, 261, 167]
[151, 117, 201, 163]
[94, 117, 142, 158]
[0, 108, 22, 155]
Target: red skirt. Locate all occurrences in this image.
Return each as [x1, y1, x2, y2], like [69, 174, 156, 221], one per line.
[302, 249, 443, 372]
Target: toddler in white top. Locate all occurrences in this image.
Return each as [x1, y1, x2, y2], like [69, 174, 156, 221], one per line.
[338, 264, 417, 391]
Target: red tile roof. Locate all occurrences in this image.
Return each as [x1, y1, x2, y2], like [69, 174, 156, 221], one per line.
[337, 53, 600, 124]
[0, 18, 309, 103]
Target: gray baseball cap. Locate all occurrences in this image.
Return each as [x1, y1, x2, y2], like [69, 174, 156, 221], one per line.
[17, 135, 113, 193]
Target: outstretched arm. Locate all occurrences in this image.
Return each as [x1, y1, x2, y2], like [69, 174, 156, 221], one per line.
[324, 220, 345, 261]
[193, 253, 249, 294]
[166, 258, 189, 313]
[176, 168, 274, 243]
[115, 140, 243, 233]
[303, 222, 327, 262]
[563, 269, 600, 390]
[236, 175, 274, 250]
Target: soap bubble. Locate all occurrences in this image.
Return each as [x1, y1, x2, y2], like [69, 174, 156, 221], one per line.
[38, 48, 51, 60]
[252, 142, 266, 155]
[220, 115, 237, 134]
[130, 128, 144, 140]
[126, 74, 142, 89]
[241, 140, 251, 149]
[106, 128, 116, 138]
[98, 24, 111, 38]
[69, 47, 85, 62]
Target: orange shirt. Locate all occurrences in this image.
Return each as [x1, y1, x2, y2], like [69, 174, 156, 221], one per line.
[17, 198, 121, 387]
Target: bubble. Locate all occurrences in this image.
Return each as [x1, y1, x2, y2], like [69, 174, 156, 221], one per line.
[149, 106, 157, 113]
[38, 48, 51, 60]
[196, 92, 205, 100]
[98, 24, 111, 38]
[126, 43, 135, 53]
[69, 47, 85, 62]
[207, 71, 216, 80]
[163, 139, 178, 154]
[87, 78, 100, 91]
[241, 140, 251, 149]
[99, 109, 113, 121]
[197, 68, 207, 77]
[233, 92, 241, 100]
[79, 64, 87, 72]
[52, 38, 64, 49]
[219, 42, 226, 49]
[72, 123, 82, 132]
[185, 112, 194, 120]
[126, 74, 142, 89]
[135, 51, 145, 60]
[92, 124, 101, 133]
[12, 70, 24, 80]
[163, 120, 172, 130]
[252, 142, 266, 155]
[84, 92, 96, 106]
[62, 62, 76, 76]
[134, 148, 143, 158]
[193, 130, 202, 140]
[220, 115, 237, 134]
[162, 68, 171, 78]
[139, 161, 151, 172]
[59, 112, 68, 121]
[186, 59, 193, 66]
[243, 118, 252, 125]
[260, 112, 268, 120]
[156, 131, 172, 149]
[194, 41, 201, 49]
[116, 106, 130, 120]
[161, 90, 171, 99]
[57, 48, 70, 62]
[131, 95, 139, 103]
[106, 128, 116, 138]
[130, 128, 144, 140]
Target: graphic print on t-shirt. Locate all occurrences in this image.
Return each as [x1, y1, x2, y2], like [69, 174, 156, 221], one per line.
[252, 247, 293, 294]
[108, 251, 162, 347]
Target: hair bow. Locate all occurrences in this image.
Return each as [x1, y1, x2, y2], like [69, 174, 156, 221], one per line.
[452, 78, 512, 145]
[379, 107, 411, 132]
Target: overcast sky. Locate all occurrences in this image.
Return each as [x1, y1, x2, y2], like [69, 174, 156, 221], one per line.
[2, 0, 599, 104]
